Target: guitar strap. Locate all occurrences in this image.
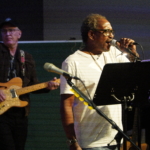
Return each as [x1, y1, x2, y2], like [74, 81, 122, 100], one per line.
[20, 50, 25, 76]
[7, 55, 16, 81]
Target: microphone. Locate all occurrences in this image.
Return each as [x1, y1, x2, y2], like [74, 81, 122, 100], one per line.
[110, 39, 140, 61]
[110, 39, 139, 47]
[44, 63, 80, 80]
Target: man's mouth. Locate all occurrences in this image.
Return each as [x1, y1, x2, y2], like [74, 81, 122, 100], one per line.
[106, 41, 111, 46]
[5, 38, 12, 41]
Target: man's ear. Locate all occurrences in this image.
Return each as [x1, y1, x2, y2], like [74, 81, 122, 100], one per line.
[88, 30, 95, 41]
[18, 30, 22, 39]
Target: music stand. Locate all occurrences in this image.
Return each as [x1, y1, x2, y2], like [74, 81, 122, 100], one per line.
[93, 61, 150, 149]
[93, 61, 150, 105]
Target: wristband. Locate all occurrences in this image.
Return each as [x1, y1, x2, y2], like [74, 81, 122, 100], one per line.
[67, 138, 77, 146]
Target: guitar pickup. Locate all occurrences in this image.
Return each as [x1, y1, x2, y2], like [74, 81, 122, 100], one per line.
[10, 89, 18, 98]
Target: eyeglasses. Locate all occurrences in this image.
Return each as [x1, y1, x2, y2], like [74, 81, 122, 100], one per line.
[1, 29, 19, 34]
[93, 29, 115, 37]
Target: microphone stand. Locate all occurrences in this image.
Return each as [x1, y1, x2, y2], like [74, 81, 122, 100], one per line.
[125, 47, 141, 62]
[66, 78, 141, 150]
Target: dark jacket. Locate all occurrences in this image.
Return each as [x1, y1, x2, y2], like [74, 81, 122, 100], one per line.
[0, 43, 49, 116]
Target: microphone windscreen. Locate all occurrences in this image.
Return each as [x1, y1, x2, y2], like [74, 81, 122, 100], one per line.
[44, 63, 54, 71]
[110, 39, 117, 47]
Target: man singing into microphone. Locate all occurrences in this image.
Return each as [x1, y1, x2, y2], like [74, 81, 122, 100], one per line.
[60, 13, 139, 150]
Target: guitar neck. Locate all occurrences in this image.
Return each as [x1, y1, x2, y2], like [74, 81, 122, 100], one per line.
[16, 82, 48, 95]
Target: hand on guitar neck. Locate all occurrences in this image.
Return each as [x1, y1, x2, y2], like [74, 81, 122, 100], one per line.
[47, 77, 60, 90]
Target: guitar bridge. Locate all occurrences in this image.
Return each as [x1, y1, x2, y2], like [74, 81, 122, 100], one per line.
[10, 89, 18, 98]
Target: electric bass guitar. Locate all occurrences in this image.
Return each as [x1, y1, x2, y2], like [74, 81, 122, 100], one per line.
[0, 77, 60, 115]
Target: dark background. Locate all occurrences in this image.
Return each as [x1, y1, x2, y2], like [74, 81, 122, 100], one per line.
[1, 0, 150, 149]
[1, 0, 150, 59]
[19, 42, 81, 150]
[0, 0, 43, 40]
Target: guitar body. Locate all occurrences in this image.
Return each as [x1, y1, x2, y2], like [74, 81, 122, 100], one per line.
[0, 77, 28, 115]
[121, 141, 148, 150]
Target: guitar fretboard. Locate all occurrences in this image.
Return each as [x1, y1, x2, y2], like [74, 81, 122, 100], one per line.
[16, 82, 48, 95]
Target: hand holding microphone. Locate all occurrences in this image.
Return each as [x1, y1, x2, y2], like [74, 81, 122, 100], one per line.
[111, 38, 137, 52]
[110, 38, 140, 61]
